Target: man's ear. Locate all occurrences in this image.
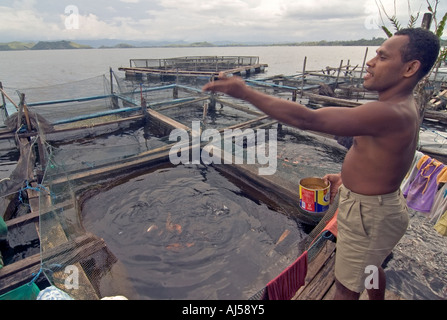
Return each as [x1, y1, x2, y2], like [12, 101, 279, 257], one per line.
[403, 60, 421, 78]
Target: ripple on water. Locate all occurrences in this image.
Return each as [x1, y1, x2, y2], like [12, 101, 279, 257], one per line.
[82, 164, 306, 299]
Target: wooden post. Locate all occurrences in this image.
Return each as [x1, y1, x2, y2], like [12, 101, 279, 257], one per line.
[0, 82, 6, 118]
[421, 13, 432, 30]
[202, 102, 209, 123]
[109, 67, 114, 94]
[301, 56, 307, 98]
[345, 60, 350, 77]
[140, 83, 145, 113]
[110, 67, 120, 109]
[335, 60, 343, 88]
[20, 93, 32, 131]
[0, 86, 19, 111]
[358, 47, 369, 88]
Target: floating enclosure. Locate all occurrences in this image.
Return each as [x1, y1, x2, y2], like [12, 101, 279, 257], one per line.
[0, 68, 344, 299]
[79, 163, 306, 299]
[120, 56, 268, 82]
[37, 135, 339, 299]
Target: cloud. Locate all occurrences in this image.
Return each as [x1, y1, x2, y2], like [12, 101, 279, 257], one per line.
[0, 0, 445, 43]
[0, 3, 61, 40]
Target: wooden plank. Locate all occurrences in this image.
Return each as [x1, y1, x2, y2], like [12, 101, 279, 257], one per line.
[5, 200, 74, 229]
[41, 233, 106, 268]
[0, 253, 40, 284]
[292, 239, 404, 300]
[46, 114, 276, 186]
[33, 190, 100, 299]
[157, 96, 210, 112]
[0, 234, 107, 298]
[425, 109, 447, 123]
[303, 92, 362, 107]
[293, 241, 336, 300]
[294, 249, 336, 300]
[429, 89, 447, 104]
[47, 147, 172, 186]
[322, 282, 337, 300]
[215, 98, 265, 116]
[223, 115, 270, 131]
[147, 108, 190, 132]
[119, 64, 268, 78]
[0, 114, 144, 141]
[0, 254, 41, 295]
[120, 67, 219, 77]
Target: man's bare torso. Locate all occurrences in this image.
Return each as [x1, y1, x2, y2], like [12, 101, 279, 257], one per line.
[340, 99, 419, 196]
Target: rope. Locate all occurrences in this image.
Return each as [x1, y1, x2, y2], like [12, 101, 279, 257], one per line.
[17, 180, 51, 206]
[29, 268, 43, 286]
[420, 125, 447, 143]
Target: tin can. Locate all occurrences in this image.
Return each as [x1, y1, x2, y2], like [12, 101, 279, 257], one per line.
[299, 177, 331, 213]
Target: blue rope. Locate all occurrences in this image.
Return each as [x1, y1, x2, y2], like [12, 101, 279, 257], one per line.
[18, 180, 52, 205]
[28, 268, 42, 286]
[28, 264, 63, 286]
[420, 125, 447, 143]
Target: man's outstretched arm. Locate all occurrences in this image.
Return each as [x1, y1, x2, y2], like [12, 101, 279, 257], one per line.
[202, 74, 388, 137]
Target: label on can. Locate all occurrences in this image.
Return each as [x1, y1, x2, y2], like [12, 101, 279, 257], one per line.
[299, 177, 330, 213]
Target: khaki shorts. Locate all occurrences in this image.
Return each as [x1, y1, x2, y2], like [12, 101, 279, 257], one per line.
[335, 185, 409, 293]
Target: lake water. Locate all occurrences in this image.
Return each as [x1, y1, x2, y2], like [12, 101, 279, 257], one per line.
[0, 46, 375, 89]
[1, 45, 446, 300]
[81, 164, 306, 300]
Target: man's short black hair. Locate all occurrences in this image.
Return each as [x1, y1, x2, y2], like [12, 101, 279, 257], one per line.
[394, 28, 440, 80]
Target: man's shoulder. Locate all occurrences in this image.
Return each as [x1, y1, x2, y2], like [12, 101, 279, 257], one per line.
[359, 99, 417, 118]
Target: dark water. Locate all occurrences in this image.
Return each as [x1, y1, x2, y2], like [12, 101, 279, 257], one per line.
[81, 164, 305, 300]
[1, 46, 446, 300]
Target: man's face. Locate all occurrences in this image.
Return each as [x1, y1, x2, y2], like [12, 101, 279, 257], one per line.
[363, 35, 411, 92]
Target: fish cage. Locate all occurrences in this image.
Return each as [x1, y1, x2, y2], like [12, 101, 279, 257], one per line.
[120, 56, 268, 83]
[129, 56, 261, 72]
[0, 70, 344, 300]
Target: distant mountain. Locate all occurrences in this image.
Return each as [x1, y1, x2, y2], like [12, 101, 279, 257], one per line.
[31, 40, 92, 50]
[77, 38, 392, 48]
[76, 39, 191, 48]
[0, 40, 92, 51]
[99, 43, 137, 49]
[0, 41, 35, 51]
[3, 37, 443, 51]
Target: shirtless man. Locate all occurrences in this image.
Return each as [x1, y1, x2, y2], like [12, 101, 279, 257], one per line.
[203, 28, 440, 300]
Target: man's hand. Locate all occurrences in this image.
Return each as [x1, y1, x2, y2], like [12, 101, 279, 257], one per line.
[323, 173, 342, 204]
[202, 72, 249, 100]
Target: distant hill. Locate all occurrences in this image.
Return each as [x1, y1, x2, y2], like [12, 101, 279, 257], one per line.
[1, 38, 445, 51]
[31, 40, 92, 50]
[0, 41, 35, 51]
[288, 38, 388, 46]
[0, 40, 92, 51]
[99, 43, 137, 49]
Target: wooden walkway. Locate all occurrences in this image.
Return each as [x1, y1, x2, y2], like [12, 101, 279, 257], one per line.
[293, 240, 403, 300]
[119, 64, 268, 79]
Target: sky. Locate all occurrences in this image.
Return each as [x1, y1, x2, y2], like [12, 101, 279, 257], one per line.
[0, 0, 445, 44]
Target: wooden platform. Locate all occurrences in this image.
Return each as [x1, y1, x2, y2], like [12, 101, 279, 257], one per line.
[119, 64, 268, 80]
[293, 240, 403, 300]
[119, 56, 267, 80]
